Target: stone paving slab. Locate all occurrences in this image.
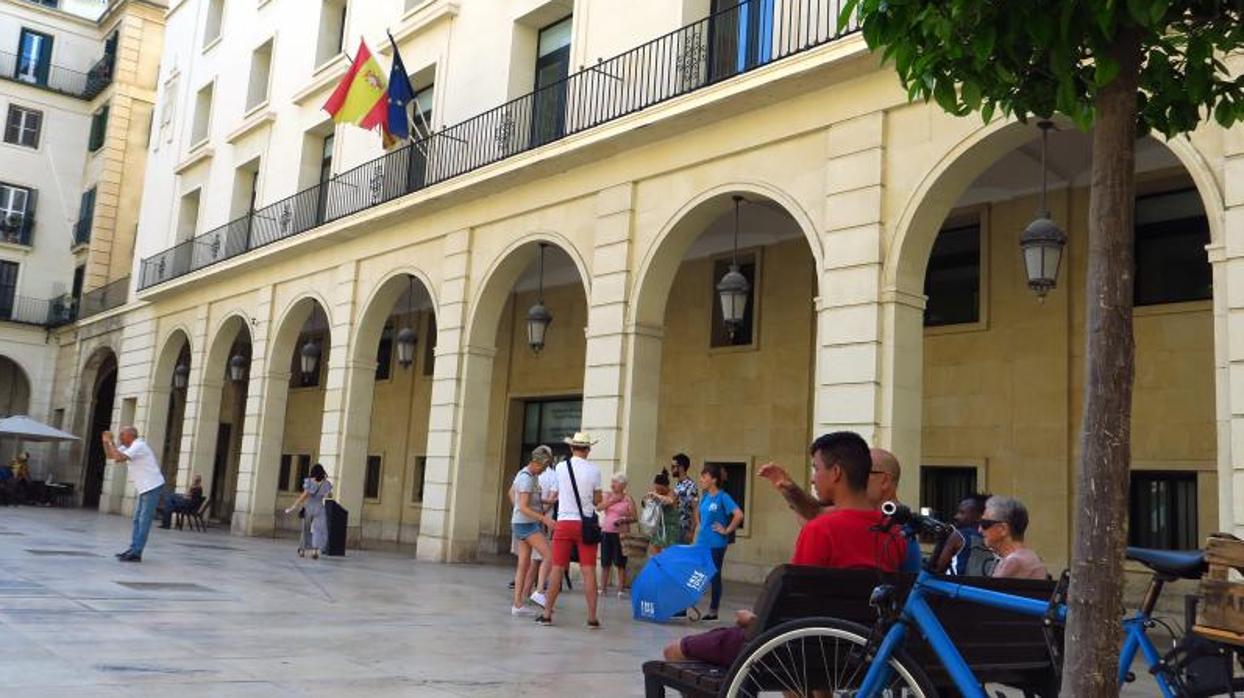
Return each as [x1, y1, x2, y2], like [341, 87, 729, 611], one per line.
[0, 506, 1161, 696]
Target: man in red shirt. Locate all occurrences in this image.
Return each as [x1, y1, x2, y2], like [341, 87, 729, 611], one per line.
[662, 431, 906, 667]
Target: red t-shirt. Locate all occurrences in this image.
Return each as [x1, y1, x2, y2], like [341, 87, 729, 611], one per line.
[790, 508, 907, 571]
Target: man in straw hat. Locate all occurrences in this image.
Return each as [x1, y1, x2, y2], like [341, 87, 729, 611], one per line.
[536, 431, 603, 628]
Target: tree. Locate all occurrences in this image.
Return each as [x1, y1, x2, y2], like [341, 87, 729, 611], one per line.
[838, 1, 1244, 694]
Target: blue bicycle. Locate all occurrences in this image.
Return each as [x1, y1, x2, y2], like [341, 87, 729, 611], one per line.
[723, 502, 1244, 697]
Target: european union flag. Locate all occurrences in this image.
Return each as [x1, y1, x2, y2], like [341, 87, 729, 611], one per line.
[386, 33, 415, 142]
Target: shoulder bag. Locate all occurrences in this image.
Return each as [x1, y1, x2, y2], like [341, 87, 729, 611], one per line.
[564, 457, 602, 545]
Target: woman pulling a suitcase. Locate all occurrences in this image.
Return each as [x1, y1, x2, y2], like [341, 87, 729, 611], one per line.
[285, 463, 332, 559]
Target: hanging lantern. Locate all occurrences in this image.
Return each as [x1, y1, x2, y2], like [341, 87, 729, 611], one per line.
[1020, 121, 1067, 299]
[717, 195, 752, 338]
[526, 243, 553, 353]
[396, 275, 418, 368]
[228, 353, 247, 382]
[172, 362, 190, 391]
[299, 339, 320, 379]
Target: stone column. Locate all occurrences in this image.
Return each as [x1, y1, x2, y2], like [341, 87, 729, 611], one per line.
[1221, 122, 1244, 536]
[232, 287, 280, 536]
[817, 114, 900, 493]
[580, 184, 633, 481]
[173, 306, 215, 494]
[316, 262, 363, 543]
[418, 229, 478, 562]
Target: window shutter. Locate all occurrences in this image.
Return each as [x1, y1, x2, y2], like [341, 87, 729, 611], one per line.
[27, 109, 41, 147]
[4, 108, 19, 144]
[36, 35, 53, 85]
[21, 189, 37, 243]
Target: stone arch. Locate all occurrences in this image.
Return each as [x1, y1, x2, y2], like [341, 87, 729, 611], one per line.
[0, 354, 32, 417]
[146, 328, 192, 486]
[351, 268, 439, 366]
[268, 293, 334, 370]
[78, 345, 119, 509]
[884, 119, 1225, 297]
[464, 231, 591, 350]
[631, 181, 824, 330]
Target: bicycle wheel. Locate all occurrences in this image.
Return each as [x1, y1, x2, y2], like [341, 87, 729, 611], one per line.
[723, 617, 938, 698]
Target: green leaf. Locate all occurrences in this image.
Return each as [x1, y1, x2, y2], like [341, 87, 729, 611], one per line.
[1094, 56, 1120, 87]
[1215, 99, 1233, 127]
[1126, 0, 1150, 25]
[1148, 0, 1169, 25]
[962, 80, 983, 112]
[982, 100, 996, 124]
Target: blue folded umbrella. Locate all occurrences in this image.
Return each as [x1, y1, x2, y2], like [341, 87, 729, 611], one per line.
[632, 545, 718, 623]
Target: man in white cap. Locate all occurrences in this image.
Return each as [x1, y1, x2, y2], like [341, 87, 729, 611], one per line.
[536, 431, 603, 628]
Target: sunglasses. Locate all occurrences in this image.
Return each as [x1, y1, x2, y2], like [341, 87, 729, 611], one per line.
[978, 519, 1004, 531]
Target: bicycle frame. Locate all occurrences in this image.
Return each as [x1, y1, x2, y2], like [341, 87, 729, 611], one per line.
[856, 569, 1179, 698]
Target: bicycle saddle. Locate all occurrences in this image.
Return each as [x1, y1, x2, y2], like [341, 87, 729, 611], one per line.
[1125, 547, 1206, 580]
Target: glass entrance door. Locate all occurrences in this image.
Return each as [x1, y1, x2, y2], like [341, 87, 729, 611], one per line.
[518, 397, 582, 467]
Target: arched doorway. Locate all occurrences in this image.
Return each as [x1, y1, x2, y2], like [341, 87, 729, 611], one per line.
[886, 124, 1219, 569]
[456, 239, 590, 554]
[630, 187, 822, 580]
[347, 272, 437, 549]
[147, 331, 192, 489]
[82, 350, 118, 509]
[0, 355, 32, 465]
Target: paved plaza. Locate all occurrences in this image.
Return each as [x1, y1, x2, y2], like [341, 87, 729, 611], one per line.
[1, 507, 1162, 697]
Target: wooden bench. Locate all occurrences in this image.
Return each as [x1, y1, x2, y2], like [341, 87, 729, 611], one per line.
[642, 564, 1061, 697]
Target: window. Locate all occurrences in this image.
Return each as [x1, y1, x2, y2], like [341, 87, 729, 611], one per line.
[532, 16, 572, 147]
[0, 261, 16, 319]
[920, 466, 978, 522]
[26, 0, 59, 7]
[203, 0, 224, 47]
[375, 321, 393, 380]
[314, 132, 334, 222]
[412, 83, 434, 137]
[710, 253, 757, 347]
[4, 105, 42, 148]
[279, 454, 292, 491]
[88, 104, 109, 152]
[708, 0, 775, 81]
[407, 83, 434, 189]
[364, 455, 382, 500]
[412, 455, 427, 503]
[0, 183, 35, 246]
[72, 265, 84, 305]
[75, 187, 96, 245]
[315, 0, 348, 67]
[707, 460, 749, 536]
[17, 29, 53, 86]
[519, 398, 582, 465]
[159, 76, 178, 144]
[1130, 471, 1197, 550]
[176, 189, 201, 242]
[296, 454, 312, 489]
[1134, 189, 1211, 306]
[231, 159, 260, 219]
[246, 39, 273, 111]
[924, 222, 981, 327]
[191, 83, 214, 146]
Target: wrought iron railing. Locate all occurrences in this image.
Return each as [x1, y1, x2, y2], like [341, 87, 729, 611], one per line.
[1, 293, 75, 327]
[78, 275, 129, 320]
[0, 50, 112, 100]
[139, 0, 852, 290]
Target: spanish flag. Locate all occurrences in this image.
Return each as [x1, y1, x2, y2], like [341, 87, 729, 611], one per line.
[323, 40, 388, 131]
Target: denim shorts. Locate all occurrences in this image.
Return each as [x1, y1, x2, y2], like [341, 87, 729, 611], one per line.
[512, 522, 543, 541]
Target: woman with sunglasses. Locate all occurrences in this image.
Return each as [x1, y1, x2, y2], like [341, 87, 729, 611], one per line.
[979, 495, 1048, 580]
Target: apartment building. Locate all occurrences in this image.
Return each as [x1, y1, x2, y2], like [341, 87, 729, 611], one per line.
[0, 0, 163, 471]
[45, 0, 1244, 582]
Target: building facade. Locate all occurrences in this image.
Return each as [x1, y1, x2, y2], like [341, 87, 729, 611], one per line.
[0, 0, 164, 475]
[46, 0, 1241, 581]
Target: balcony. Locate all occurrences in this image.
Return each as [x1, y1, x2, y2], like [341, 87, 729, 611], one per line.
[0, 49, 114, 100]
[139, 0, 852, 290]
[77, 275, 129, 320]
[0, 216, 34, 247]
[1, 293, 76, 327]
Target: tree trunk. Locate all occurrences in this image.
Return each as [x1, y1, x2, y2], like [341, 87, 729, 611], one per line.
[1060, 29, 1143, 698]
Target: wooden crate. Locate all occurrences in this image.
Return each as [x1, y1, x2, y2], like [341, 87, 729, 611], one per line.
[1194, 533, 1244, 646]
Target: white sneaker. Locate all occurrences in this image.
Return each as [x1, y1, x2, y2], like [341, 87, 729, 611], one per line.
[529, 591, 547, 608]
[511, 605, 534, 616]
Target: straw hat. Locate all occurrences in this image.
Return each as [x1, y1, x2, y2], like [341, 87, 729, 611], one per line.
[563, 432, 597, 448]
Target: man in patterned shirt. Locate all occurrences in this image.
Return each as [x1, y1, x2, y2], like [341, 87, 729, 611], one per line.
[671, 453, 698, 544]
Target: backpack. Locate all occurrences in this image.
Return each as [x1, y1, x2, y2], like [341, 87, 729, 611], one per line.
[639, 498, 662, 536]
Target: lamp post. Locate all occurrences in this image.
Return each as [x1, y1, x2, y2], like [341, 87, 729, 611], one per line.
[526, 243, 553, 353]
[1019, 120, 1067, 300]
[396, 275, 418, 369]
[228, 353, 247, 382]
[299, 338, 320, 380]
[717, 195, 752, 339]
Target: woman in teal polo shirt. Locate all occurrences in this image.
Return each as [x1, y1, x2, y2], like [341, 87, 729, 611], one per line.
[691, 463, 743, 621]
